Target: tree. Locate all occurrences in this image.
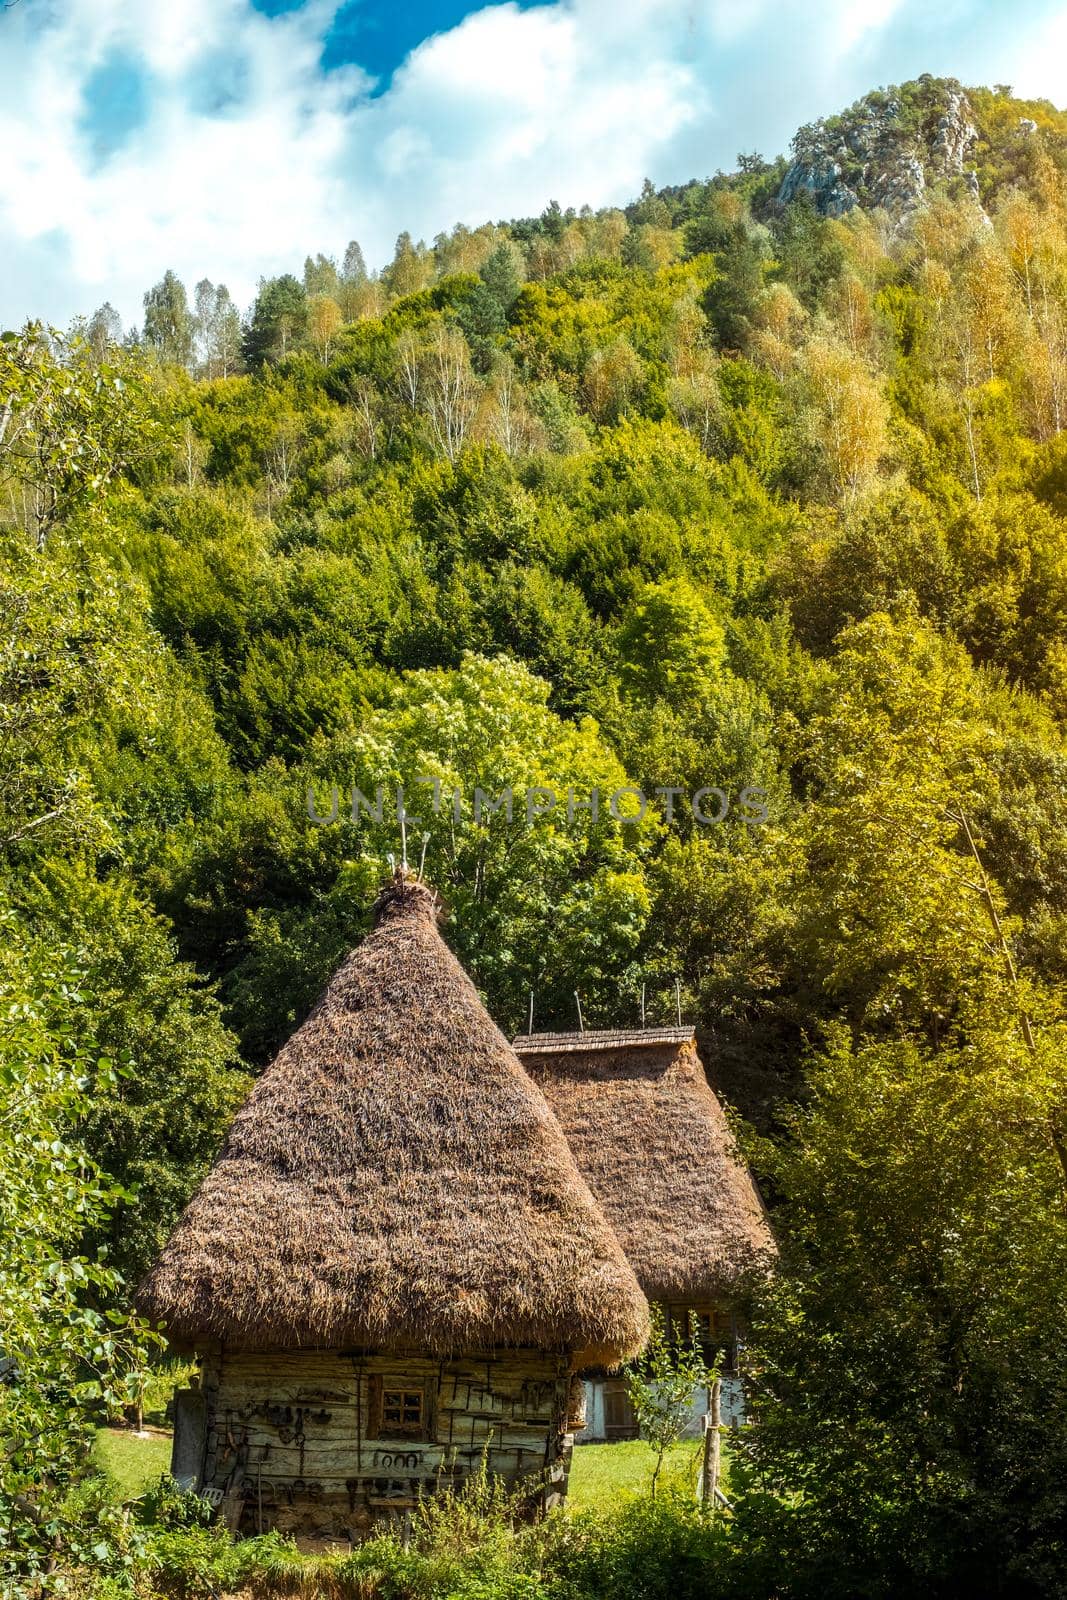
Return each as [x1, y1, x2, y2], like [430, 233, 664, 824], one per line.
[715, 607, 1067, 1592]
[394, 326, 423, 412]
[346, 376, 383, 460]
[582, 338, 645, 423]
[308, 293, 343, 362]
[303, 252, 340, 298]
[213, 285, 243, 378]
[262, 412, 306, 511]
[589, 208, 628, 261]
[0, 326, 164, 547]
[0, 537, 126, 847]
[86, 301, 122, 358]
[773, 193, 846, 306]
[483, 355, 544, 457]
[798, 334, 888, 500]
[625, 1308, 711, 1497]
[700, 223, 767, 350]
[242, 274, 307, 367]
[339, 276, 385, 323]
[748, 1024, 1067, 1596]
[16, 868, 246, 1287]
[193, 277, 215, 364]
[142, 269, 194, 367]
[997, 191, 1067, 438]
[616, 578, 727, 709]
[630, 177, 672, 228]
[385, 231, 432, 299]
[750, 281, 806, 376]
[538, 199, 569, 240]
[0, 922, 160, 1583]
[339, 240, 376, 320]
[916, 241, 1024, 499]
[455, 281, 507, 370]
[479, 241, 523, 311]
[342, 238, 368, 283]
[193, 279, 242, 378]
[666, 301, 723, 451]
[276, 651, 652, 1045]
[623, 222, 678, 271]
[825, 272, 875, 356]
[14, 870, 244, 1280]
[434, 223, 498, 278]
[422, 324, 480, 460]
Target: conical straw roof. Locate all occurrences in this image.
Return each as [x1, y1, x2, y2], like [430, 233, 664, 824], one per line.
[516, 1029, 776, 1302]
[137, 877, 649, 1366]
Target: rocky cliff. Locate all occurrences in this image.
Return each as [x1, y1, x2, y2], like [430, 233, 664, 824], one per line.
[778, 75, 984, 218]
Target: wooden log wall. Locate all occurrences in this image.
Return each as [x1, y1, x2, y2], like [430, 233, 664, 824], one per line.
[197, 1348, 572, 1538]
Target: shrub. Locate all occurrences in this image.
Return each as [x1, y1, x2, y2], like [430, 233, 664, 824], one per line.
[558, 1491, 737, 1600]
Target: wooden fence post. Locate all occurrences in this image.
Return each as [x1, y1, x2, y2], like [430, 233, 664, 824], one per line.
[700, 1377, 721, 1510]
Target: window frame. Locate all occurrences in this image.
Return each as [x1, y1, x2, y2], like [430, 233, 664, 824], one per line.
[366, 1374, 433, 1443]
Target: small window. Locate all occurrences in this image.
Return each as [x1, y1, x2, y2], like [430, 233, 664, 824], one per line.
[366, 1374, 432, 1442]
[382, 1388, 424, 1436]
[663, 1304, 721, 1361]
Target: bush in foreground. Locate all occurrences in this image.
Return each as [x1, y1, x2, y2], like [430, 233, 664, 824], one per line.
[43, 1465, 742, 1600]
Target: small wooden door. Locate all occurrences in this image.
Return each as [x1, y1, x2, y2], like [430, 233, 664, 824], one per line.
[603, 1380, 638, 1441]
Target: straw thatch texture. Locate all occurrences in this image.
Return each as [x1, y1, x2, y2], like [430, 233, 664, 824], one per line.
[516, 1030, 775, 1302]
[137, 879, 648, 1366]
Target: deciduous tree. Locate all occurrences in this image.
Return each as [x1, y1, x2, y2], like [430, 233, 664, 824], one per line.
[142, 269, 194, 367]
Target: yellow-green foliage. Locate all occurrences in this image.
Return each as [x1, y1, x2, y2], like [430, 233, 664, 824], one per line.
[4, 74, 1067, 1600]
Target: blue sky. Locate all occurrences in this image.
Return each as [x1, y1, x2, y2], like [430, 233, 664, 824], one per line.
[1, 0, 1066, 328]
[250, 0, 552, 85]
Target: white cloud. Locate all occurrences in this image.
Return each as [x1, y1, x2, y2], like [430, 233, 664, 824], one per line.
[0, 0, 1063, 329]
[0, 0, 361, 325]
[352, 1, 702, 240]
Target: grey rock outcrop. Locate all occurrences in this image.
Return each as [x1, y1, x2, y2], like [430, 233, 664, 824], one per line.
[776, 77, 984, 220]
[931, 88, 978, 175]
[872, 155, 926, 211]
[778, 154, 857, 216]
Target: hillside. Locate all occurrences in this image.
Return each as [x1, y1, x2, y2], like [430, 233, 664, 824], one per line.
[4, 74, 1067, 1597]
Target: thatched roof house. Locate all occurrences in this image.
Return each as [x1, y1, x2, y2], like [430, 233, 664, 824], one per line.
[514, 1024, 774, 1442]
[137, 878, 648, 1534]
[514, 1025, 774, 1305]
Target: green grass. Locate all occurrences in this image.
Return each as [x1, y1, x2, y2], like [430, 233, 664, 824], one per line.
[567, 1438, 703, 1511]
[141, 1359, 196, 1427]
[94, 1427, 172, 1501]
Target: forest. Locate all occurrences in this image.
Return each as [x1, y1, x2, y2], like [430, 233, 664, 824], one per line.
[4, 72, 1067, 1599]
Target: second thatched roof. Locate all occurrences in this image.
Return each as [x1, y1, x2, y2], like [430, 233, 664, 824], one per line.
[136, 878, 648, 1367]
[515, 1027, 775, 1304]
